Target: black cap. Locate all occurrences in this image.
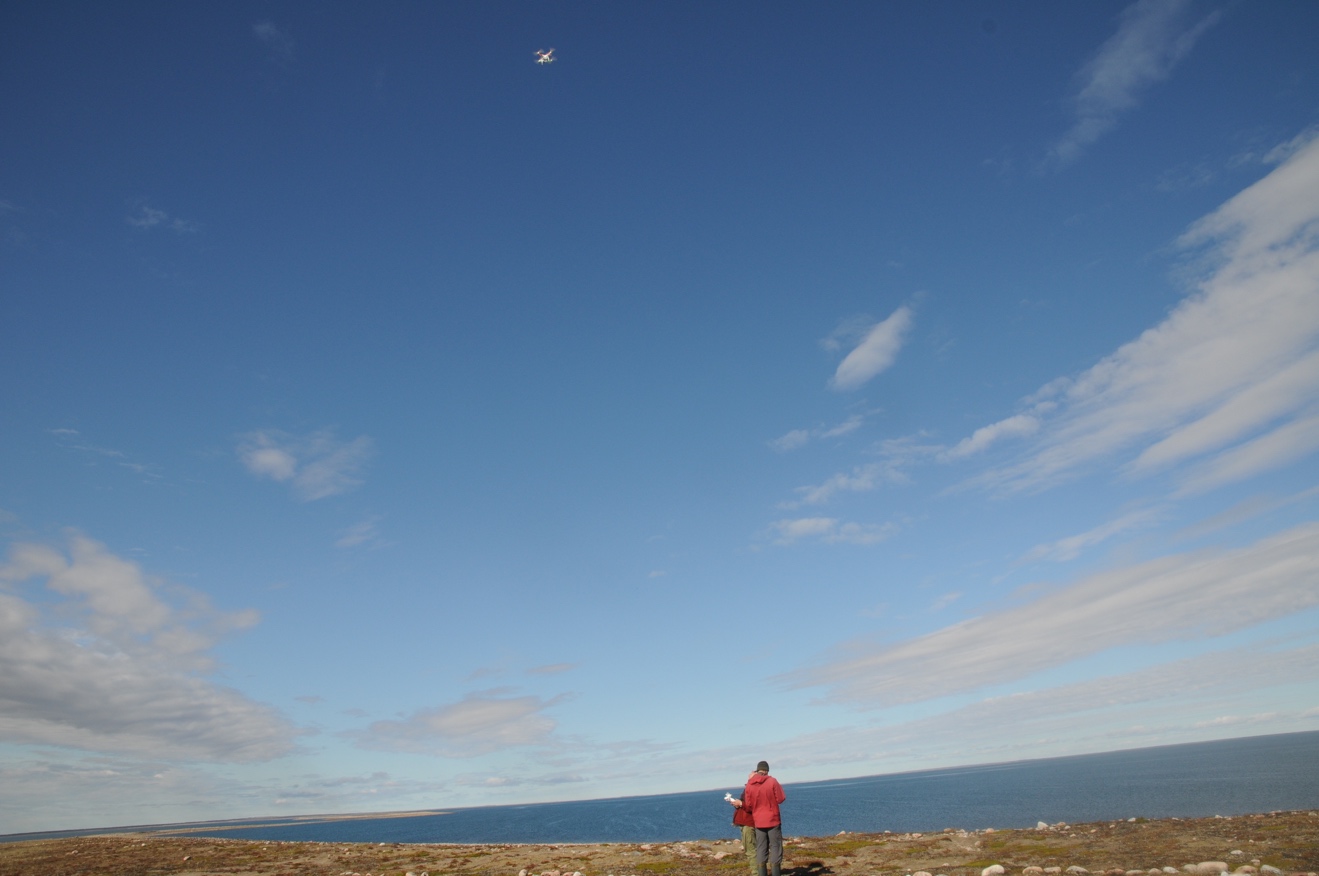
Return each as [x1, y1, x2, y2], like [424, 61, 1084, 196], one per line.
[756, 761, 769, 772]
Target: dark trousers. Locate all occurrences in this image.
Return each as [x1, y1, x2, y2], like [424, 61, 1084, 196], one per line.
[755, 825, 782, 876]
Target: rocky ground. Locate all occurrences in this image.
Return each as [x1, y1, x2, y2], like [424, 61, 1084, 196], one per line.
[1, 810, 1315, 876]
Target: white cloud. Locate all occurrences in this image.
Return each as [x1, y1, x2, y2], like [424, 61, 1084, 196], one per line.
[788, 436, 936, 506]
[785, 520, 1319, 706]
[769, 429, 811, 452]
[829, 306, 914, 392]
[354, 690, 566, 757]
[0, 534, 296, 762]
[764, 642, 1319, 777]
[975, 132, 1319, 494]
[238, 429, 373, 501]
[1049, 0, 1220, 167]
[770, 517, 897, 546]
[1020, 505, 1165, 563]
[1177, 411, 1319, 496]
[770, 517, 838, 545]
[943, 414, 1040, 460]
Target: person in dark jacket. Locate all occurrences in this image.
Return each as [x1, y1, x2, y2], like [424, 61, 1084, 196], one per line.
[741, 761, 786, 876]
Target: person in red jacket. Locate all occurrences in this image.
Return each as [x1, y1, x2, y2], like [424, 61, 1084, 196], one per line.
[728, 770, 758, 876]
[741, 760, 786, 876]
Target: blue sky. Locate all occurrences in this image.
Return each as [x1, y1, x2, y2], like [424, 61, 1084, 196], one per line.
[3, 0, 1319, 835]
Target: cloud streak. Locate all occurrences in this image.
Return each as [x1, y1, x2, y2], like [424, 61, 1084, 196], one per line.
[971, 132, 1319, 494]
[1049, 0, 1219, 167]
[1020, 505, 1165, 563]
[765, 642, 1319, 776]
[784, 520, 1319, 706]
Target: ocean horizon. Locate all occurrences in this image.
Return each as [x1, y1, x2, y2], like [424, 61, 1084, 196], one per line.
[7, 730, 1318, 846]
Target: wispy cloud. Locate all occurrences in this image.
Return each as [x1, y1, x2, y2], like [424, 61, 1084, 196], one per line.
[769, 517, 897, 546]
[769, 413, 867, 453]
[453, 771, 589, 789]
[973, 132, 1319, 494]
[1020, 505, 1165, 563]
[1049, 0, 1220, 167]
[49, 428, 163, 482]
[238, 429, 373, 501]
[335, 517, 387, 549]
[770, 411, 870, 451]
[127, 204, 197, 233]
[353, 690, 567, 757]
[765, 643, 1319, 775]
[791, 462, 905, 505]
[942, 414, 1040, 461]
[828, 306, 914, 392]
[784, 519, 1319, 706]
[787, 436, 937, 506]
[253, 21, 294, 63]
[0, 534, 296, 761]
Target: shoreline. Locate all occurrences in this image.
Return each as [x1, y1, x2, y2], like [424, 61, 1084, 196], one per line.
[1, 810, 1317, 876]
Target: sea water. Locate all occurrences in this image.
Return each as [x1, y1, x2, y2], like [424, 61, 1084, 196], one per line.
[7, 731, 1319, 845]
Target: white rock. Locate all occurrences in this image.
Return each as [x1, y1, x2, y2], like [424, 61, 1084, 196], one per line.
[1045, 868, 1062, 874]
[1023, 867, 1044, 876]
[1066, 867, 1090, 875]
[914, 871, 934, 876]
[1260, 867, 1283, 876]
[1231, 852, 1244, 857]
[983, 866, 1006, 876]
[1038, 822, 1050, 830]
[1164, 869, 1179, 873]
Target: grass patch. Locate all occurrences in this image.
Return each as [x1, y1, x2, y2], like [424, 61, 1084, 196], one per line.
[799, 838, 882, 856]
[1009, 843, 1072, 857]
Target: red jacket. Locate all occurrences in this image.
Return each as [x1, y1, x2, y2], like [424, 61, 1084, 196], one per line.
[743, 772, 785, 828]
